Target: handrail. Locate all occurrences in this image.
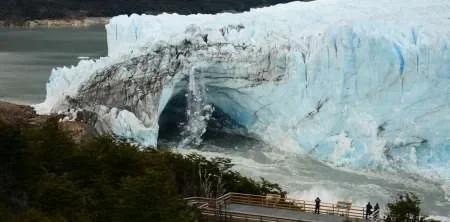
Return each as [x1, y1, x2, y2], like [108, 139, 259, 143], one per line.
[218, 211, 309, 222]
[368, 209, 381, 221]
[186, 192, 366, 220]
[228, 192, 364, 209]
[226, 193, 365, 218]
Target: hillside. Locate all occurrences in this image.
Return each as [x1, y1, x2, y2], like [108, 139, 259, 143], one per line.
[0, 0, 306, 21]
[0, 101, 285, 221]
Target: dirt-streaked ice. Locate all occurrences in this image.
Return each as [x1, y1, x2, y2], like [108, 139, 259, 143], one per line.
[35, 0, 450, 184]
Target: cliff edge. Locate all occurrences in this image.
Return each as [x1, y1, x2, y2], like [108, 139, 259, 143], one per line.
[0, 101, 90, 142]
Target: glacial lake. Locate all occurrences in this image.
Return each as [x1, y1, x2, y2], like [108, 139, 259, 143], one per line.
[0, 26, 107, 105]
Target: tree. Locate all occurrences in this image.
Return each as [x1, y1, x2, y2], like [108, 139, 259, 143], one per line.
[0, 117, 286, 221]
[0, 0, 307, 21]
[113, 174, 199, 222]
[386, 192, 439, 222]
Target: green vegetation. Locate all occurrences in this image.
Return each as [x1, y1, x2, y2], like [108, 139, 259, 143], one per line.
[0, 0, 309, 21]
[386, 192, 440, 222]
[0, 117, 285, 221]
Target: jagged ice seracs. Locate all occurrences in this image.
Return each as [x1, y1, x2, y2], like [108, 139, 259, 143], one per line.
[35, 0, 450, 181]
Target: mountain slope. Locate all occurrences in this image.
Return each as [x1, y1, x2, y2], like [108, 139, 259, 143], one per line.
[0, 0, 306, 20]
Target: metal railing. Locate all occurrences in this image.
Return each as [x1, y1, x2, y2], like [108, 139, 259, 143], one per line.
[186, 193, 366, 221]
[225, 193, 365, 219]
[186, 195, 301, 221]
[367, 209, 381, 222]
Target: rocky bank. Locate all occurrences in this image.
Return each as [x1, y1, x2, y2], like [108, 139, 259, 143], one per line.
[0, 101, 91, 142]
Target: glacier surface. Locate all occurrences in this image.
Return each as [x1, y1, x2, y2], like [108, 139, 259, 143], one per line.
[35, 0, 450, 179]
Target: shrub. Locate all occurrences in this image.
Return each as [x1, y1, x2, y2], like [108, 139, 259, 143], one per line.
[386, 192, 440, 222]
[0, 117, 285, 221]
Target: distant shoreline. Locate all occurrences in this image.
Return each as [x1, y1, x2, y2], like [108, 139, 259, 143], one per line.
[0, 17, 110, 28]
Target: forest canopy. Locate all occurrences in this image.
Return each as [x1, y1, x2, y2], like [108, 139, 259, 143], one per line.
[0, 117, 285, 221]
[0, 0, 309, 21]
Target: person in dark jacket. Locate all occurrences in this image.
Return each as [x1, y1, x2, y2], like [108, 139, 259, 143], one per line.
[373, 203, 380, 219]
[315, 197, 321, 214]
[385, 215, 392, 222]
[365, 202, 373, 219]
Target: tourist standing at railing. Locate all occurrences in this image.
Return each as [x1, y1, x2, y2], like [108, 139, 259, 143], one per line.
[365, 202, 373, 219]
[385, 215, 392, 222]
[373, 203, 380, 219]
[315, 197, 321, 214]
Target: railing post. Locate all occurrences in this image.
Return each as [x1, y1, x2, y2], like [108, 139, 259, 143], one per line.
[303, 201, 306, 212]
[187, 193, 367, 221]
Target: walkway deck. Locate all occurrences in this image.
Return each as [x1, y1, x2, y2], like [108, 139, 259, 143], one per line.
[226, 203, 358, 222]
[187, 193, 368, 222]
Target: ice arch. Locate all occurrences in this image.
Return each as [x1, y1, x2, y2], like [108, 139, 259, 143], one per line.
[35, 0, 450, 176]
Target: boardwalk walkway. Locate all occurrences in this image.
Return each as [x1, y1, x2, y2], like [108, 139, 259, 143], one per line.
[226, 203, 358, 222]
[186, 193, 368, 222]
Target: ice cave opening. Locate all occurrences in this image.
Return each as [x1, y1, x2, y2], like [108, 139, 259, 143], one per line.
[158, 91, 188, 142]
[157, 86, 252, 148]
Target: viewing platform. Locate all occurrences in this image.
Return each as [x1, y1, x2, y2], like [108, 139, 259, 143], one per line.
[186, 193, 377, 222]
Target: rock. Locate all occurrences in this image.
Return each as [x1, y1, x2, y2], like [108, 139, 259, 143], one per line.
[0, 101, 40, 125]
[0, 101, 91, 142]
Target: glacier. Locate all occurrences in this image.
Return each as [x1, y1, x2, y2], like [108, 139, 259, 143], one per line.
[35, 0, 450, 179]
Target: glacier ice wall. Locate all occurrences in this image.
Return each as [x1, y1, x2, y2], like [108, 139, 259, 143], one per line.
[36, 0, 450, 178]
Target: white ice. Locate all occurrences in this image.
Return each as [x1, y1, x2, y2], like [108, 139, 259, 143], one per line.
[36, 0, 450, 188]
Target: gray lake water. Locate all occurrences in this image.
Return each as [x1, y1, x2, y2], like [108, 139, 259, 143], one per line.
[0, 26, 107, 104]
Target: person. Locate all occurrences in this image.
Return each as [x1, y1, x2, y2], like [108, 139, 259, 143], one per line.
[373, 203, 380, 219]
[385, 215, 392, 222]
[365, 202, 373, 219]
[315, 197, 321, 214]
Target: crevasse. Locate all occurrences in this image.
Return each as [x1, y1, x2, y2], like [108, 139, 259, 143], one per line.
[35, 0, 450, 178]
